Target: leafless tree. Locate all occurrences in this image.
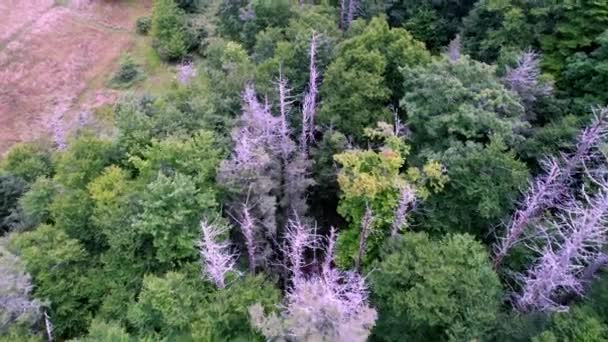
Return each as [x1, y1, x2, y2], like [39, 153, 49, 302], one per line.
[283, 213, 318, 288]
[515, 178, 608, 312]
[503, 50, 553, 107]
[300, 32, 319, 152]
[493, 107, 608, 268]
[355, 205, 374, 273]
[237, 202, 257, 273]
[198, 220, 238, 289]
[391, 185, 416, 237]
[447, 34, 461, 63]
[44, 310, 54, 342]
[251, 220, 377, 341]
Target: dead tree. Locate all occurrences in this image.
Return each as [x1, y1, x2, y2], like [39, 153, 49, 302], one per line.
[198, 220, 238, 289]
[493, 107, 608, 268]
[516, 178, 608, 312]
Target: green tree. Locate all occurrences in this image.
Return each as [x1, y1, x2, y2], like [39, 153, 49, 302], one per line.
[0, 238, 43, 337]
[401, 56, 527, 154]
[19, 177, 57, 228]
[1, 141, 53, 183]
[75, 320, 132, 342]
[420, 138, 529, 238]
[539, 1, 608, 76]
[192, 275, 281, 341]
[128, 272, 280, 341]
[362, 0, 476, 53]
[461, 0, 539, 63]
[10, 225, 101, 338]
[0, 174, 27, 233]
[370, 232, 502, 341]
[86, 166, 148, 323]
[319, 17, 430, 139]
[151, 0, 189, 60]
[533, 307, 608, 342]
[218, 0, 293, 50]
[130, 130, 222, 190]
[53, 133, 116, 190]
[202, 38, 255, 123]
[334, 124, 446, 268]
[133, 172, 212, 266]
[562, 30, 608, 110]
[254, 5, 340, 97]
[49, 189, 100, 253]
[128, 271, 203, 339]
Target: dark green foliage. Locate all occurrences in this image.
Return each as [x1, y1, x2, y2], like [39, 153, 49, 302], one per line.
[533, 307, 608, 342]
[562, 30, 608, 110]
[539, 1, 608, 76]
[401, 56, 527, 154]
[420, 138, 529, 237]
[133, 172, 211, 266]
[309, 130, 349, 227]
[151, 0, 190, 60]
[19, 177, 56, 228]
[218, 0, 293, 50]
[0, 174, 27, 234]
[319, 17, 430, 138]
[191, 275, 281, 341]
[363, 0, 476, 53]
[254, 5, 340, 99]
[518, 114, 582, 164]
[493, 312, 551, 342]
[135, 16, 152, 35]
[175, 0, 206, 13]
[10, 225, 101, 338]
[370, 232, 502, 341]
[109, 55, 143, 89]
[461, 0, 608, 113]
[53, 133, 116, 189]
[128, 272, 280, 341]
[461, 0, 539, 63]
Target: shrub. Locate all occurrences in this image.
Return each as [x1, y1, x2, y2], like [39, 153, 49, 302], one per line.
[151, 0, 189, 60]
[109, 55, 143, 89]
[135, 16, 151, 35]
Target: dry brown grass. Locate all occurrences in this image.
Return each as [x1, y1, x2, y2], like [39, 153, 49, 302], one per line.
[0, 0, 152, 154]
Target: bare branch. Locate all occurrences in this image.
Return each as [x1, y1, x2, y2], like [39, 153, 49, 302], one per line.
[198, 220, 238, 289]
[355, 205, 374, 273]
[300, 32, 319, 152]
[346, 0, 358, 28]
[516, 178, 608, 312]
[284, 213, 318, 288]
[504, 49, 553, 106]
[391, 185, 416, 237]
[239, 203, 257, 273]
[44, 310, 54, 342]
[493, 107, 608, 268]
[447, 34, 461, 63]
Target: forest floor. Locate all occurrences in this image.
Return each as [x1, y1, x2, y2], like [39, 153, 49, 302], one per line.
[0, 0, 153, 154]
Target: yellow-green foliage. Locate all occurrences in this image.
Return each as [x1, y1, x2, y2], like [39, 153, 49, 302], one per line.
[333, 123, 447, 268]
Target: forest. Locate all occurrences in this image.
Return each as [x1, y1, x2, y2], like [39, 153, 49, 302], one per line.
[2, 0, 608, 341]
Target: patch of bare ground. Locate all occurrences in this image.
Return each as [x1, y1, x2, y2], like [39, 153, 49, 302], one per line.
[0, 0, 152, 154]
[0, 0, 54, 46]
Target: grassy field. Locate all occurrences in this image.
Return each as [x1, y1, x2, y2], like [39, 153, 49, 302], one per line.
[0, 0, 163, 154]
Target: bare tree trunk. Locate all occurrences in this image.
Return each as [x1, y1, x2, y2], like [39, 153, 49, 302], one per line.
[44, 310, 54, 342]
[346, 0, 357, 28]
[355, 205, 373, 273]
